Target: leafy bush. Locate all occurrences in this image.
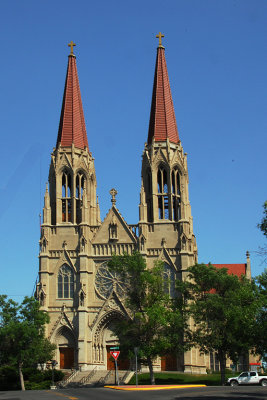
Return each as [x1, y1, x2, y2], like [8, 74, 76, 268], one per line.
[0, 366, 64, 390]
[25, 380, 51, 390]
[0, 365, 20, 390]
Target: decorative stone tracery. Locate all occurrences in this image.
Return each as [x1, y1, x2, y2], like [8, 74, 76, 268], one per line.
[92, 311, 125, 364]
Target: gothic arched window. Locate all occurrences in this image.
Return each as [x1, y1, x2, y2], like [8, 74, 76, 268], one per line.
[163, 263, 176, 298]
[172, 167, 181, 221]
[62, 170, 72, 222]
[75, 171, 85, 223]
[146, 169, 153, 222]
[157, 166, 169, 220]
[58, 265, 74, 299]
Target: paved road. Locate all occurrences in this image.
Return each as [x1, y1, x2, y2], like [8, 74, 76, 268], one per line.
[0, 386, 266, 400]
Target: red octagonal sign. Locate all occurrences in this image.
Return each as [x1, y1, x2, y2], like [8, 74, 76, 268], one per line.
[110, 351, 120, 360]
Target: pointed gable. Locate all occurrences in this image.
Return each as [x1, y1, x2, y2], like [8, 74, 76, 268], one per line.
[57, 54, 89, 150]
[92, 206, 136, 244]
[147, 46, 180, 145]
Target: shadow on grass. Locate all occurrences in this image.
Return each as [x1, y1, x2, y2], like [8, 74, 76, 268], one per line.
[129, 373, 232, 386]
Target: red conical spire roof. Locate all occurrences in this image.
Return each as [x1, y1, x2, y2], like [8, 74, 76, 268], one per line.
[147, 41, 180, 145]
[57, 46, 89, 150]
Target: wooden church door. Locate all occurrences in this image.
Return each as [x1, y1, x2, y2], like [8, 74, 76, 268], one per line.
[60, 347, 74, 369]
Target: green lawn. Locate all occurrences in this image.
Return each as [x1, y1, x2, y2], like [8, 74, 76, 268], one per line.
[128, 372, 233, 386]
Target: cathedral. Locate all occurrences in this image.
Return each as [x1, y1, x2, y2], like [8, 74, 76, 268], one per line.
[37, 36, 251, 373]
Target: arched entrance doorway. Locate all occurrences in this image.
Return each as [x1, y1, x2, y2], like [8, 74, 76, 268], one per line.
[93, 311, 130, 370]
[55, 326, 76, 369]
[104, 321, 130, 370]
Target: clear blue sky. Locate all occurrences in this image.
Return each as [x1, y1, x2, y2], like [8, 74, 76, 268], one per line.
[0, 0, 266, 303]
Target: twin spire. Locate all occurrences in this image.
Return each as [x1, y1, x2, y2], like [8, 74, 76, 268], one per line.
[56, 41, 89, 150]
[56, 35, 180, 151]
[147, 33, 180, 145]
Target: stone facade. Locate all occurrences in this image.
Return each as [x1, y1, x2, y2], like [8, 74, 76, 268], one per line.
[36, 42, 252, 373]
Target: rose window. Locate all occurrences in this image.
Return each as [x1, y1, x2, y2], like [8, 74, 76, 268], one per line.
[95, 264, 127, 299]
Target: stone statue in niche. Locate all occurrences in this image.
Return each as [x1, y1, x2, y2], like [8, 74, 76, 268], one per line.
[109, 215, 118, 241]
[80, 291, 85, 306]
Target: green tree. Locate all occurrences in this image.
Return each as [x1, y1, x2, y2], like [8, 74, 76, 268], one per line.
[0, 296, 55, 391]
[108, 252, 188, 385]
[254, 269, 267, 360]
[257, 201, 267, 264]
[180, 263, 260, 385]
[258, 201, 267, 237]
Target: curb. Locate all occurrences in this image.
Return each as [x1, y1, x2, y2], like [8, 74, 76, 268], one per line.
[104, 384, 207, 391]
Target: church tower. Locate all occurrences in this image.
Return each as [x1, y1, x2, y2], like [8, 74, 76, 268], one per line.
[138, 33, 201, 373]
[38, 42, 101, 370]
[36, 38, 209, 374]
[139, 33, 197, 275]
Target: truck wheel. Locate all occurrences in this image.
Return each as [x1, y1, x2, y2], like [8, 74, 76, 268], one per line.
[230, 380, 238, 387]
[261, 379, 267, 386]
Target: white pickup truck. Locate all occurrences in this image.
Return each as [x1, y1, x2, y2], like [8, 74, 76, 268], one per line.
[227, 371, 267, 386]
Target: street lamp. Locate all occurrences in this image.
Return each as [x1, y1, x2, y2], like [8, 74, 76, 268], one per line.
[51, 360, 58, 389]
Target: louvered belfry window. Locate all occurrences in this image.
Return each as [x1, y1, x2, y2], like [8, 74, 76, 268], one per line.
[62, 171, 72, 222]
[75, 172, 85, 223]
[171, 167, 181, 221]
[157, 166, 169, 219]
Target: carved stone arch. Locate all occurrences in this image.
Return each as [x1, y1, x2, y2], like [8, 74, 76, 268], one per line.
[59, 163, 72, 172]
[93, 310, 125, 347]
[181, 233, 187, 251]
[171, 163, 183, 175]
[53, 325, 77, 369]
[38, 288, 46, 306]
[75, 167, 88, 180]
[92, 310, 126, 365]
[156, 160, 170, 171]
[39, 235, 48, 252]
[54, 325, 76, 346]
[139, 233, 146, 252]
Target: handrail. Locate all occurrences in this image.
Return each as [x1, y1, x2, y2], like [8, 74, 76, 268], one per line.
[97, 369, 113, 386]
[58, 369, 79, 387]
[80, 366, 97, 384]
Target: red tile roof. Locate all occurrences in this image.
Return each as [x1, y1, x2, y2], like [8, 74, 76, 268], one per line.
[57, 55, 89, 150]
[147, 47, 180, 145]
[212, 264, 246, 277]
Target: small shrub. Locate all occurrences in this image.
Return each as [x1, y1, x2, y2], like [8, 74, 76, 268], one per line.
[25, 380, 51, 390]
[0, 365, 20, 390]
[43, 369, 64, 382]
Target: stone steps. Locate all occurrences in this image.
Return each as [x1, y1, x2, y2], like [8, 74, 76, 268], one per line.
[61, 369, 132, 388]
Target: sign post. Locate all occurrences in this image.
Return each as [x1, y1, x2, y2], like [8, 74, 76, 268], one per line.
[110, 350, 120, 386]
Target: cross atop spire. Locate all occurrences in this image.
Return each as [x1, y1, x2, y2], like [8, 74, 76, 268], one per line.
[68, 41, 76, 56]
[156, 32, 165, 48]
